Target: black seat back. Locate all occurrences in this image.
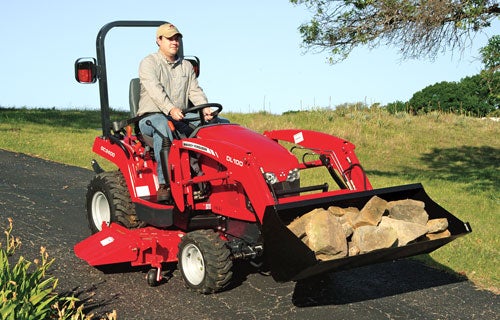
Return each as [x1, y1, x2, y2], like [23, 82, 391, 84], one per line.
[128, 78, 154, 147]
[129, 78, 141, 117]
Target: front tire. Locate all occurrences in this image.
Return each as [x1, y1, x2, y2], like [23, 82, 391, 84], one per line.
[85, 171, 144, 234]
[178, 230, 233, 294]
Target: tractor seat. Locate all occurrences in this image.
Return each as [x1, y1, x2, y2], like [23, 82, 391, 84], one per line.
[128, 78, 191, 147]
[129, 78, 155, 147]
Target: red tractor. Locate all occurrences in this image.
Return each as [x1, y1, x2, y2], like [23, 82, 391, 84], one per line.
[74, 21, 471, 293]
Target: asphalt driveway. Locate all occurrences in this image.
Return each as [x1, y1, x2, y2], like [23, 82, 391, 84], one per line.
[0, 149, 497, 319]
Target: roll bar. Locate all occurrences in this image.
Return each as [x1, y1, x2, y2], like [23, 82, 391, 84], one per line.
[75, 21, 168, 137]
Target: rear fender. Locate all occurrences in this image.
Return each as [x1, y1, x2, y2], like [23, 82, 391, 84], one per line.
[92, 136, 157, 200]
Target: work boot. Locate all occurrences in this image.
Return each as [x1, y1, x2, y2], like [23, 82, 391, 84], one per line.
[157, 184, 171, 202]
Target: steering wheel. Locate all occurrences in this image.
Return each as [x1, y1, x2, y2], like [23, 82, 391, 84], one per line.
[182, 103, 223, 126]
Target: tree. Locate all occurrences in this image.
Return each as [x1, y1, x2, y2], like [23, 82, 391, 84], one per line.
[480, 34, 500, 70]
[291, 0, 500, 63]
[408, 75, 494, 116]
[479, 35, 500, 108]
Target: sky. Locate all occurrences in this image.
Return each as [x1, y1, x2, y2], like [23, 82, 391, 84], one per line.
[0, 1, 498, 115]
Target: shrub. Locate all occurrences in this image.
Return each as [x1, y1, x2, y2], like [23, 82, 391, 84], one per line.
[0, 218, 114, 320]
[385, 100, 409, 114]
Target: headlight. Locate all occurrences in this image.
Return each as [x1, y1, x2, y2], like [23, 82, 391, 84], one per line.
[264, 172, 278, 184]
[264, 169, 299, 184]
[286, 168, 300, 182]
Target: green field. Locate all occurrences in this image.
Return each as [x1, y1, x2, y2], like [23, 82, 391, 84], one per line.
[0, 106, 498, 293]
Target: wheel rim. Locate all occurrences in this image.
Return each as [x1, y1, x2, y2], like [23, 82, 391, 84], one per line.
[91, 191, 110, 231]
[181, 243, 205, 286]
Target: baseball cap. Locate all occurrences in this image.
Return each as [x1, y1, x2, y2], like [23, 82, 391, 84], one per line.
[156, 23, 182, 38]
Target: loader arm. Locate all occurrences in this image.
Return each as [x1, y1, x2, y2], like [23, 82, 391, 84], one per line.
[263, 129, 372, 191]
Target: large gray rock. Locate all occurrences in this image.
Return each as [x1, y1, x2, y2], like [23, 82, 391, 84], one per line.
[352, 196, 387, 228]
[287, 208, 324, 238]
[386, 199, 425, 209]
[351, 225, 398, 254]
[379, 216, 428, 246]
[305, 209, 347, 260]
[387, 199, 429, 225]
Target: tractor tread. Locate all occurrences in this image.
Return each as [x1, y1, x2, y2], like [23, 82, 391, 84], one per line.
[178, 229, 233, 294]
[86, 171, 145, 233]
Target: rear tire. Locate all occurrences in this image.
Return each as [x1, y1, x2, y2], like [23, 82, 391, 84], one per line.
[85, 171, 145, 234]
[178, 230, 233, 294]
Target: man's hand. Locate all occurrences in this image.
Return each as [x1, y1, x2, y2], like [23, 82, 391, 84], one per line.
[169, 107, 184, 121]
[203, 107, 214, 121]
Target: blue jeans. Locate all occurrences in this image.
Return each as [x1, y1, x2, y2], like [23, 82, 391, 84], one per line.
[139, 113, 172, 185]
[138, 113, 230, 184]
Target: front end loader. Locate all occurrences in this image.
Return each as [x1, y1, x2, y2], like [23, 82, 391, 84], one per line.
[73, 21, 471, 294]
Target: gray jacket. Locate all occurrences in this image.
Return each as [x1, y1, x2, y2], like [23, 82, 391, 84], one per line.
[137, 51, 208, 116]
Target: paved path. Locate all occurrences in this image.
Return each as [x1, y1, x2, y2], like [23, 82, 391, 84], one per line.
[0, 149, 497, 319]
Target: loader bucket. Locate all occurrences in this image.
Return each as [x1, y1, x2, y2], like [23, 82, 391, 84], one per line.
[262, 183, 471, 282]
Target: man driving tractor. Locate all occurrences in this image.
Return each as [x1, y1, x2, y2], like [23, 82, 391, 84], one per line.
[137, 23, 215, 202]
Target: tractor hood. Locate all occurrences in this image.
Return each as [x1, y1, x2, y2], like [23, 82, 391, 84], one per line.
[195, 124, 300, 180]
